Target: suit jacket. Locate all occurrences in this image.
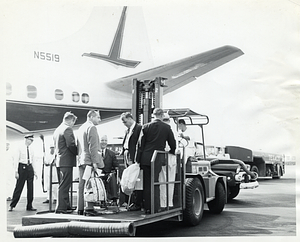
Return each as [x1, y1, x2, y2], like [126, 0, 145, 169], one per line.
[102, 148, 119, 174]
[53, 123, 77, 168]
[122, 123, 142, 162]
[139, 119, 176, 166]
[77, 120, 103, 168]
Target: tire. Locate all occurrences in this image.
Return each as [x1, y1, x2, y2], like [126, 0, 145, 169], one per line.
[272, 165, 281, 179]
[228, 184, 240, 200]
[207, 181, 226, 214]
[251, 166, 259, 175]
[183, 178, 204, 226]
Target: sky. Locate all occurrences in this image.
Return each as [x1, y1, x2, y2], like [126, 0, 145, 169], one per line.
[1, 0, 300, 239]
[1, 0, 299, 157]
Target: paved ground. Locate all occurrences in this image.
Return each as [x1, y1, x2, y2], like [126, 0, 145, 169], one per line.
[4, 164, 298, 240]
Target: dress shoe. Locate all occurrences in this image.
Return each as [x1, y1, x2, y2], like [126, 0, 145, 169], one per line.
[84, 209, 98, 216]
[55, 210, 72, 214]
[26, 207, 37, 211]
[128, 204, 141, 211]
[77, 210, 84, 215]
[144, 209, 151, 215]
[157, 207, 167, 212]
[8, 207, 13, 212]
[110, 201, 118, 207]
[121, 202, 128, 207]
[43, 199, 49, 204]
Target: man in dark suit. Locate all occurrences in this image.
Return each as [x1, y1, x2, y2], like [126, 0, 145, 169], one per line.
[138, 108, 176, 214]
[120, 112, 142, 210]
[99, 135, 119, 206]
[53, 112, 78, 214]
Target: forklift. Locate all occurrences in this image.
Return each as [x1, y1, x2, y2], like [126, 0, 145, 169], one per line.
[14, 77, 227, 237]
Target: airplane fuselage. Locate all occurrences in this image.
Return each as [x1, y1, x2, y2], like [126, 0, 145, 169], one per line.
[6, 80, 132, 136]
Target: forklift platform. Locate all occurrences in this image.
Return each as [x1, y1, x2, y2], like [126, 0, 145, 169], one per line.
[15, 207, 183, 237]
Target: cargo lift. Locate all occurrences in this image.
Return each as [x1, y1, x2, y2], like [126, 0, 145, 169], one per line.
[14, 77, 227, 238]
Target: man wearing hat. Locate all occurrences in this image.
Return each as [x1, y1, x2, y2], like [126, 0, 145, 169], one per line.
[9, 134, 37, 212]
[53, 112, 78, 214]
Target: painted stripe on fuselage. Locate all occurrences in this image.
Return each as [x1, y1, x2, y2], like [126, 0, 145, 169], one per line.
[6, 100, 129, 133]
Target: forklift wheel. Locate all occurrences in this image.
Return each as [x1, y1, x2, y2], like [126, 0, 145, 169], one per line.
[207, 181, 226, 214]
[183, 178, 204, 226]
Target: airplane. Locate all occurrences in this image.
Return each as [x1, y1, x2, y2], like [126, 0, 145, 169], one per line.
[5, 6, 244, 141]
[82, 7, 141, 68]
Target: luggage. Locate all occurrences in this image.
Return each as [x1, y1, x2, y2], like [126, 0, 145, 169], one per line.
[84, 171, 107, 203]
[120, 163, 140, 195]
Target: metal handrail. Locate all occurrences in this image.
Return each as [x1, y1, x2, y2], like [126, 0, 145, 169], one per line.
[150, 150, 183, 214]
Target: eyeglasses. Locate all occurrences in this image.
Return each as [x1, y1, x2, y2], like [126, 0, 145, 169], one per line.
[163, 119, 170, 121]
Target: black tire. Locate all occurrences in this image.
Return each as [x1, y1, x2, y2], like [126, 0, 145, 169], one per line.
[228, 184, 240, 200]
[183, 178, 204, 226]
[207, 181, 226, 214]
[251, 166, 259, 175]
[272, 165, 281, 179]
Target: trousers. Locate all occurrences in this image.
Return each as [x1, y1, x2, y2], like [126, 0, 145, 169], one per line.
[55, 167, 73, 211]
[141, 160, 162, 212]
[10, 163, 34, 209]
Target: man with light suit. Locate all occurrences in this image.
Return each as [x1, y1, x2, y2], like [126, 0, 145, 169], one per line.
[77, 110, 104, 215]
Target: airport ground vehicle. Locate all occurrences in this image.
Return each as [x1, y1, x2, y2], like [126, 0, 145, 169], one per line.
[203, 146, 259, 200]
[225, 146, 285, 179]
[163, 109, 259, 201]
[14, 77, 227, 238]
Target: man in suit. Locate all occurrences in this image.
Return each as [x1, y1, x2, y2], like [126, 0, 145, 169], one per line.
[99, 135, 119, 206]
[138, 108, 176, 214]
[77, 110, 104, 215]
[53, 112, 78, 214]
[9, 134, 37, 212]
[120, 112, 142, 210]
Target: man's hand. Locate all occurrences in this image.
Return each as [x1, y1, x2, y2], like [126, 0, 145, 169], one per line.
[15, 171, 19, 180]
[92, 163, 98, 170]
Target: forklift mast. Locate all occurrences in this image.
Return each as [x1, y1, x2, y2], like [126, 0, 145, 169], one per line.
[131, 77, 167, 125]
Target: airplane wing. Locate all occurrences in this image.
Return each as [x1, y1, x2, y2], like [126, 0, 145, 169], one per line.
[106, 45, 243, 94]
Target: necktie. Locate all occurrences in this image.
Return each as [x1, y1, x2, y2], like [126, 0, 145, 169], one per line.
[124, 129, 130, 150]
[102, 149, 105, 158]
[27, 146, 30, 164]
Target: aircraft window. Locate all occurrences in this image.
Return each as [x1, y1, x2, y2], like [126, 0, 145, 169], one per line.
[72, 92, 80, 102]
[6, 82, 12, 95]
[27, 85, 37, 98]
[82, 93, 89, 104]
[55, 89, 64, 100]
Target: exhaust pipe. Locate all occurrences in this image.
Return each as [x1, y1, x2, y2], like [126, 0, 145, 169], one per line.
[210, 158, 258, 180]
